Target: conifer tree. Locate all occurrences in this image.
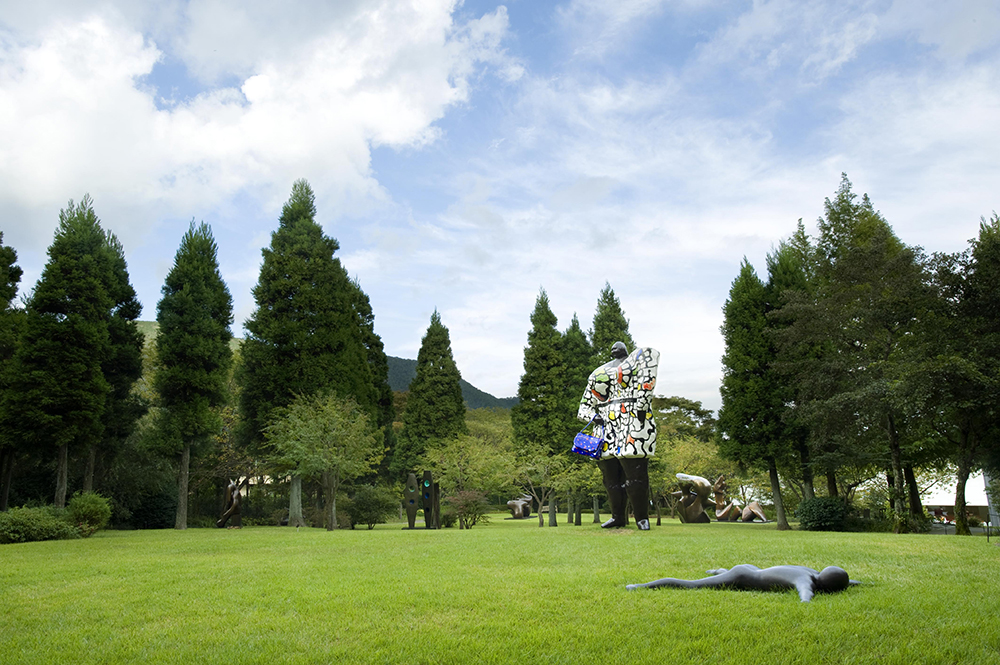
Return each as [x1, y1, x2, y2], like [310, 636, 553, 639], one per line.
[589, 282, 635, 365]
[238, 180, 376, 525]
[717, 259, 790, 530]
[512, 290, 569, 455]
[561, 314, 593, 441]
[2, 197, 129, 507]
[155, 222, 234, 529]
[0, 232, 23, 510]
[392, 311, 466, 477]
[350, 280, 395, 481]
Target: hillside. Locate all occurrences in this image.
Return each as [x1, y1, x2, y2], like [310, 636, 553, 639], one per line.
[134, 322, 516, 409]
[386, 356, 517, 410]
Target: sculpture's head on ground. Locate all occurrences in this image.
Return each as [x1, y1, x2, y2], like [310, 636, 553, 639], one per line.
[816, 566, 850, 593]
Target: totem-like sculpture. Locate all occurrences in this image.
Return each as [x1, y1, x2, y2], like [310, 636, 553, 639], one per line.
[217, 480, 242, 528]
[507, 495, 532, 519]
[578, 343, 659, 530]
[404, 473, 420, 529]
[673, 473, 713, 523]
[626, 564, 859, 602]
[421, 470, 440, 529]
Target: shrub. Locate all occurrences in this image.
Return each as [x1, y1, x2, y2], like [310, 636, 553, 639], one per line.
[797, 496, 849, 531]
[444, 490, 491, 529]
[0, 506, 80, 544]
[346, 485, 398, 530]
[68, 492, 111, 534]
[440, 505, 457, 528]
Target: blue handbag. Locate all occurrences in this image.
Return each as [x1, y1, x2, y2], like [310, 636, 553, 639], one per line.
[572, 418, 604, 459]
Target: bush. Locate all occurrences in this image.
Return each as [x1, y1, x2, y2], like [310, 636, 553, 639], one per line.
[346, 485, 398, 530]
[444, 490, 491, 529]
[797, 496, 849, 531]
[440, 505, 457, 528]
[0, 506, 80, 544]
[67, 492, 111, 534]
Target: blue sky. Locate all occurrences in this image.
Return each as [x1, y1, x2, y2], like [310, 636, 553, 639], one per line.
[2, 0, 999, 409]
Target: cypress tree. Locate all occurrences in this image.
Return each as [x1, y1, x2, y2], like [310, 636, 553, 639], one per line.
[717, 259, 790, 530]
[511, 290, 569, 456]
[561, 314, 593, 442]
[0, 232, 23, 510]
[351, 281, 396, 481]
[155, 222, 234, 529]
[392, 310, 466, 477]
[589, 282, 635, 365]
[2, 197, 124, 507]
[238, 180, 375, 525]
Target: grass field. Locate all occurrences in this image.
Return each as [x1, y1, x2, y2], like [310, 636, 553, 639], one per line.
[2, 516, 998, 664]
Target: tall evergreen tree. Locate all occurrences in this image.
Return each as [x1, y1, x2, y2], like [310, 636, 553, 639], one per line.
[238, 179, 376, 526]
[1, 197, 128, 507]
[717, 259, 791, 529]
[350, 280, 395, 481]
[561, 314, 593, 442]
[512, 290, 570, 456]
[392, 310, 466, 477]
[589, 282, 635, 366]
[88, 232, 145, 493]
[155, 222, 234, 529]
[0, 232, 23, 510]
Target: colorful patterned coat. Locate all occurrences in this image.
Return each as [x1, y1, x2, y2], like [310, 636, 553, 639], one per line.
[577, 347, 659, 459]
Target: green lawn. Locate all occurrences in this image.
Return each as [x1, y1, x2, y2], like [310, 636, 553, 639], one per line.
[2, 516, 997, 664]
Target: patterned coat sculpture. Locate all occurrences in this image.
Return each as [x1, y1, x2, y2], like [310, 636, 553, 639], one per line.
[578, 344, 659, 530]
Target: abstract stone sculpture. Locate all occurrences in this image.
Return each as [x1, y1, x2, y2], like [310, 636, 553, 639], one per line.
[626, 564, 859, 602]
[578, 343, 659, 531]
[507, 495, 532, 519]
[217, 480, 242, 528]
[672, 473, 713, 523]
[404, 473, 419, 529]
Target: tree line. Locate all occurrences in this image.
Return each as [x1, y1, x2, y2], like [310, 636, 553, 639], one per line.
[717, 175, 1000, 535]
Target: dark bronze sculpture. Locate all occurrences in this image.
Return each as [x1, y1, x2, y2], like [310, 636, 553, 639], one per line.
[626, 564, 858, 602]
[404, 473, 419, 529]
[673, 473, 713, 523]
[712, 475, 767, 523]
[421, 470, 440, 529]
[507, 495, 532, 519]
[578, 343, 659, 531]
[217, 480, 242, 528]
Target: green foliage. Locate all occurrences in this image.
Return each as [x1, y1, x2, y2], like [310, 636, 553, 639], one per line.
[346, 484, 398, 530]
[588, 282, 634, 364]
[0, 506, 80, 543]
[67, 491, 111, 532]
[239, 180, 377, 451]
[393, 311, 467, 476]
[511, 289, 570, 456]
[422, 433, 514, 500]
[796, 496, 849, 531]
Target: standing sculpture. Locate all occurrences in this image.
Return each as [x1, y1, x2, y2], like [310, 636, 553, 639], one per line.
[421, 470, 440, 529]
[404, 473, 420, 529]
[673, 473, 713, 523]
[217, 480, 242, 528]
[507, 495, 532, 519]
[578, 343, 659, 530]
[626, 564, 859, 602]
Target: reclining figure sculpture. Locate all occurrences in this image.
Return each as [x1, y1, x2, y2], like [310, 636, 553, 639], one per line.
[626, 564, 859, 602]
[507, 495, 532, 519]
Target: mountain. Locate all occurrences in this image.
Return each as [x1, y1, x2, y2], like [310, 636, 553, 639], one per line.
[386, 356, 517, 410]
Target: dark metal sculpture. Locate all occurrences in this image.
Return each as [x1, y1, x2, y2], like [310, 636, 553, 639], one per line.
[673, 473, 713, 523]
[404, 473, 419, 529]
[626, 564, 859, 602]
[217, 480, 242, 528]
[578, 344, 659, 531]
[421, 470, 440, 529]
[507, 495, 532, 519]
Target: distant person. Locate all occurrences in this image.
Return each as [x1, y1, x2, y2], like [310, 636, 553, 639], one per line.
[578, 343, 659, 530]
[626, 564, 858, 602]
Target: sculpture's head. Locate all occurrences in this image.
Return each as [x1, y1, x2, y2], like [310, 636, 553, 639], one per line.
[610, 341, 628, 359]
[816, 566, 850, 592]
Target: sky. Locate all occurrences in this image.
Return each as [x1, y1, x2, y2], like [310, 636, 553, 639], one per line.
[2, 0, 999, 410]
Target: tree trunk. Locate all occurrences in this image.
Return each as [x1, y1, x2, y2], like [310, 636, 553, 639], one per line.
[903, 464, 923, 518]
[566, 497, 573, 524]
[0, 448, 13, 511]
[174, 444, 190, 529]
[953, 431, 976, 536]
[83, 445, 96, 493]
[826, 470, 838, 498]
[887, 414, 906, 516]
[54, 443, 68, 509]
[797, 442, 815, 502]
[322, 471, 337, 531]
[768, 458, 789, 530]
[548, 498, 558, 526]
[288, 475, 306, 527]
[574, 499, 582, 525]
[592, 496, 600, 523]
